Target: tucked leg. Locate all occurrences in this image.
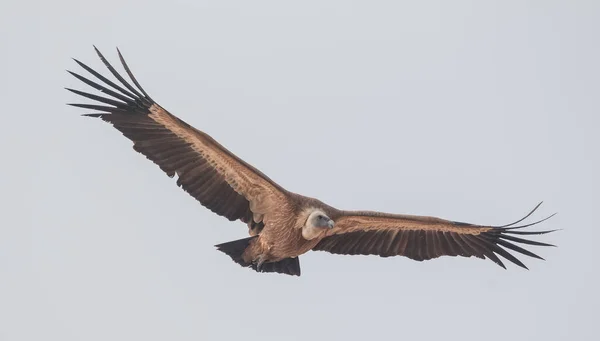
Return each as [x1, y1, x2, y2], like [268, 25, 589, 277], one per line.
[254, 254, 267, 272]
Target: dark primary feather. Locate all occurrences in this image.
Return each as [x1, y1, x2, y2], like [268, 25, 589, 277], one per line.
[313, 203, 558, 269]
[66, 47, 255, 224]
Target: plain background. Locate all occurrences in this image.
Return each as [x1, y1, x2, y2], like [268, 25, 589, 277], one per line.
[1, 1, 598, 340]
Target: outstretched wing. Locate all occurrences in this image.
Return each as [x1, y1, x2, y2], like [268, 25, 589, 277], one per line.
[313, 203, 557, 269]
[66, 47, 291, 228]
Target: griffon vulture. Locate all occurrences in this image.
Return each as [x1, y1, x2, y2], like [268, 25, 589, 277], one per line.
[66, 47, 557, 276]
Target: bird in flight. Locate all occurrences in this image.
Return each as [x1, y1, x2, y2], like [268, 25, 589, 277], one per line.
[66, 47, 557, 276]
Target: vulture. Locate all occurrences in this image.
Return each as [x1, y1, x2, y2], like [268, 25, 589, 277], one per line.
[66, 47, 557, 277]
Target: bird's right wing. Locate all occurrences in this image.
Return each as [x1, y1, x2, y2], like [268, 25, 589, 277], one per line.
[314, 203, 557, 269]
[66, 47, 292, 227]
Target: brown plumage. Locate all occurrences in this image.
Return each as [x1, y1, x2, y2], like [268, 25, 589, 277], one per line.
[66, 47, 558, 276]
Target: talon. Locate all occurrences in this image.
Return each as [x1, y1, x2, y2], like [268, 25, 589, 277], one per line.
[255, 255, 267, 272]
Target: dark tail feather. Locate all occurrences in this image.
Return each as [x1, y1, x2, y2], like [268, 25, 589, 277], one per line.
[215, 237, 301, 276]
[215, 236, 256, 267]
[257, 257, 301, 276]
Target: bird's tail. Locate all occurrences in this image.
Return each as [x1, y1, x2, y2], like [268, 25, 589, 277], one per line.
[215, 236, 256, 267]
[215, 237, 301, 276]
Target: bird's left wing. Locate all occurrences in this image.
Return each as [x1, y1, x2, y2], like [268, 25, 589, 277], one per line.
[66, 47, 292, 227]
[313, 203, 557, 269]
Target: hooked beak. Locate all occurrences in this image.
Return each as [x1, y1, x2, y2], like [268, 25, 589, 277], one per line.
[327, 219, 335, 229]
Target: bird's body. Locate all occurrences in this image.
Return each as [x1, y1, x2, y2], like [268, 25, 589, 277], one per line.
[67, 47, 557, 276]
[232, 194, 337, 265]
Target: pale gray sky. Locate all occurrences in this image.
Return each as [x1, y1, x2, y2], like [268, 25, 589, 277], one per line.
[1, 1, 598, 340]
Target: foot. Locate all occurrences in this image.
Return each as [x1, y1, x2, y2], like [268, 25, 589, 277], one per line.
[254, 255, 267, 272]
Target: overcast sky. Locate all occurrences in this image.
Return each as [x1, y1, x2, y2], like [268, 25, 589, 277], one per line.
[1, 1, 599, 340]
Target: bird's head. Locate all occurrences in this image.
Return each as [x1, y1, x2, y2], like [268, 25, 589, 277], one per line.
[302, 209, 335, 240]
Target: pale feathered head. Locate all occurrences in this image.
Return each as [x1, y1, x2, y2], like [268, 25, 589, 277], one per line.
[302, 209, 335, 240]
